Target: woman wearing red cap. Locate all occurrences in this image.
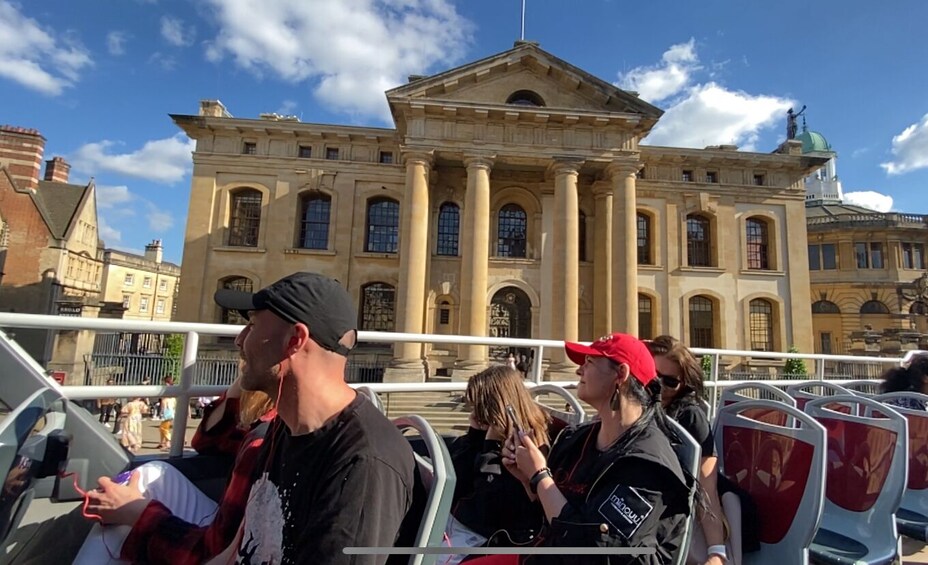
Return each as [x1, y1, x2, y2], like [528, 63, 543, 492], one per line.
[479, 333, 693, 564]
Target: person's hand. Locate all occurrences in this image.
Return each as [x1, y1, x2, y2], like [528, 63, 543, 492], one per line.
[503, 431, 546, 483]
[84, 471, 149, 526]
[468, 412, 488, 431]
[704, 555, 726, 565]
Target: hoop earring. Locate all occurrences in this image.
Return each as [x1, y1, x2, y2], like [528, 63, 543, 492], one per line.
[610, 388, 620, 411]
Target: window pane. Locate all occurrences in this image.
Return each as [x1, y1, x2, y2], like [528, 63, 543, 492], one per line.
[916, 244, 925, 270]
[904, 243, 914, 269]
[228, 190, 262, 247]
[689, 296, 714, 348]
[855, 242, 868, 268]
[820, 332, 833, 354]
[361, 283, 395, 332]
[638, 295, 652, 340]
[365, 199, 399, 253]
[808, 244, 821, 270]
[746, 218, 769, 269]
[221, 277, 252, 324]
[497, 204, 527, 258]
[299, 195, 330, 249]
[749, 299, 773, 352]
[578, 211, 587, 262]
[437, 203, 460, 256]
[822, 244, 837, 269]
[687, 215, 711, 267]
[870, 242, 883, 269]
[637, 213, 651, 265]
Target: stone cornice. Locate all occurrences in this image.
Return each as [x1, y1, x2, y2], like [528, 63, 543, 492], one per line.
[641, 145, 829, 175]
[400, 147, 435, 167]
[170, 113, 398, 142]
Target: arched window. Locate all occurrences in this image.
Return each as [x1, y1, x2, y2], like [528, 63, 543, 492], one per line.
[497, 204, 527, 258]
[505, 90, 545, 107]
[638, 294, 653, 340]
[438, 300, 451, 325]
[812, 300, 841, 314]
[228, 189, 262, 247]
[578, 211, 587, 262]
[860, 300, 890, 314]
[746, 218, 770, 270]
[298, 193, 331, 249]
[637, 212, 651, 265]
[360, 283, 396, 332]
[912, 301, 928, 315]
[219, 277, 253, 324]
[365, 198, 399, 253]
[687, 214, 712, 267]
[689, 295, 714, 348]
[436, 202, 460, 256]
[749, 299, 774, 351]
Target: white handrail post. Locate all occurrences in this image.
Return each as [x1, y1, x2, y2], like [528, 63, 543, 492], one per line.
[533, 345, 544, 383]
[816, 356, 826, 381]
[170, 331, 199, 457]
[708, 352, 720, 420]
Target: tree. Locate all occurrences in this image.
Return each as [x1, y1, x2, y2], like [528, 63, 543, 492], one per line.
[701, 355, 713, 379]
[784, 345, 807, 377]
[163, 334, 185, 376]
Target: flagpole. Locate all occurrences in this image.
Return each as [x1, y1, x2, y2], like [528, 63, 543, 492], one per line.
[520, 0, 526, 41]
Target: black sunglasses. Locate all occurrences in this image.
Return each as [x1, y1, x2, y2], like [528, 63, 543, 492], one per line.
[658, 373, 681, 388]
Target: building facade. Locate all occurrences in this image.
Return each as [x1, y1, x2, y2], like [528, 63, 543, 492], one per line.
[0, 125, 104, 382]
[173, 43, 826, 380]
[100, 240, 180, 323]
[802, 127, 928, 356]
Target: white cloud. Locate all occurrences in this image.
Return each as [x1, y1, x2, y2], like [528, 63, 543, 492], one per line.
[617, 40, 792, 151]
[277, 99, 297, 116]
[203, 0, 473, 120]
[881, 113, 928, 175]
[617, 38, 698, 104]
[0, 0, 93, 95]
[146, 204, 174, 231]
[106, 31, 128, 55]
[96, 184, 134, 209]
[645, 83, 791, 151]
[160, 16, 195, 47]
[147, 51, 177, 71]
[71, 133, 195, 184]
[844, 190, 894, 212]
[98, 216, 122, 244]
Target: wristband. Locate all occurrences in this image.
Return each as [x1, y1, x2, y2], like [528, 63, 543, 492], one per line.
[707, 545, 727, 561]
[529, 467, 552, 494]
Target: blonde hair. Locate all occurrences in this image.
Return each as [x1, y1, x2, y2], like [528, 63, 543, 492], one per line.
[239, 390, 274, 426]
[464, 365, 550, 447]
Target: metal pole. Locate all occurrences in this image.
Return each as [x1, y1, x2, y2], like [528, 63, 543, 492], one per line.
[520, 0, 526, 40]
[532, 345, 544, 383]
[169, 331, 198, 457]
[708, 353, 720, 420]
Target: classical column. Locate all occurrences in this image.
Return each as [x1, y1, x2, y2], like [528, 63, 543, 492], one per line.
[457, 156, 494, 372]
[550, 159, 582, 368]
[609, 159, 641, 336]
[592, 181, 613, 336]
[393, 151, 433, 367]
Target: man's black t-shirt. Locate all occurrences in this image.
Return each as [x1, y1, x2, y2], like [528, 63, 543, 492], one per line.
[671, 397, 714, 458]
[235, 394, 415, 565]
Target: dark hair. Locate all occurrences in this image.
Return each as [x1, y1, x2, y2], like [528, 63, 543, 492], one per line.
[881, 361, 928, 394]
[646, 337, 705, 415]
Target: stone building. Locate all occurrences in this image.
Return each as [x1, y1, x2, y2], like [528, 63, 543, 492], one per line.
[100, 240, 180, 323]
[172, 42, 827, 380]
[803, 126, 928, 356]
[0, 125, 104, 382]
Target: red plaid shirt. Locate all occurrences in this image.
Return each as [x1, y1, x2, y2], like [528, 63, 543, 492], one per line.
[120, 395, 275, 565]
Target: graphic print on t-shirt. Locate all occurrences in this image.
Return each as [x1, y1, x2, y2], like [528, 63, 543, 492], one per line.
[236, 473, 284, 564]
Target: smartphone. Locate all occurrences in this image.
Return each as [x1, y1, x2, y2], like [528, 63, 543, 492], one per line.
[505, 404, 524, 436]
[113, 470, 132, 485]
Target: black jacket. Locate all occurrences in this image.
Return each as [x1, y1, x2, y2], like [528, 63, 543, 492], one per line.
[526, 417, 693, 565]
[450, 427, 545, 545]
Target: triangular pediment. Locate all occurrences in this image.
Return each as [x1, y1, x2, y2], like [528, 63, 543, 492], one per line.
[387, 42, 662, 120]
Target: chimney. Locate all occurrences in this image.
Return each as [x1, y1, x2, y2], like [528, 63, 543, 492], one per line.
[144, 239, 163, 264]
[199, 100, 231, 118]
[0, 125, 46, 191]
[43, 156, 70, 183]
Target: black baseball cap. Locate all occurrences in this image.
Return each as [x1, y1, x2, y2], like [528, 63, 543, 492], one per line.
[214, 272, 358, 356]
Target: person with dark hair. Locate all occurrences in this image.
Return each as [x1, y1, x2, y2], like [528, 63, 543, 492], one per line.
[472, 333, 692, 565]
[450, 366, 549, 548]
[881, 354, 928, 410]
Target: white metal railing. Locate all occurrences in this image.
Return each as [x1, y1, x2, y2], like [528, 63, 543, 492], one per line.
[0, 313, 906, 456]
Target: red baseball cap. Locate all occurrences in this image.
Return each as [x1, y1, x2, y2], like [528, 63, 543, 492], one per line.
[564, 333, 657, 386]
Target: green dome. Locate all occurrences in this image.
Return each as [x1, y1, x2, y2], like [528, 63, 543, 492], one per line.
[796, 129, 832, 153]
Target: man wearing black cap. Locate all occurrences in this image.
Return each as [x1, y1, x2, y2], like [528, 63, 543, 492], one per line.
[214, 272, 414, 564]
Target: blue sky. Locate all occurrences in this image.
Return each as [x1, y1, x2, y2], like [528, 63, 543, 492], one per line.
[3, 0, 928, 265]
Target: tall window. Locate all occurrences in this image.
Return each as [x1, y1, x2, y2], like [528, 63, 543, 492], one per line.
[298, 194, 331, 250]
[687, 215, 711, 267]
[139, 297, 150, 313]
[808, 243, 838, 270]
[220, 277, 253, 324]
[855, 242, 884, 269]
[436, 202, 460, 256]
[820, 332, 833, 355]
[903, 243, 925, 270]
[228, 189, 262, 247]
[360, 283, 395, 332]
[638, 294, 653, 340]
[578, 211, 587, 262]
[749, 299, 774, 351]
[439, 301, 451, 325]
[637, 213, 651, 264]
[746, 218, 769, 269]
[365, 198, 399, 253]
[688, 296, 714, 348]
[497, 204, 527, 258]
